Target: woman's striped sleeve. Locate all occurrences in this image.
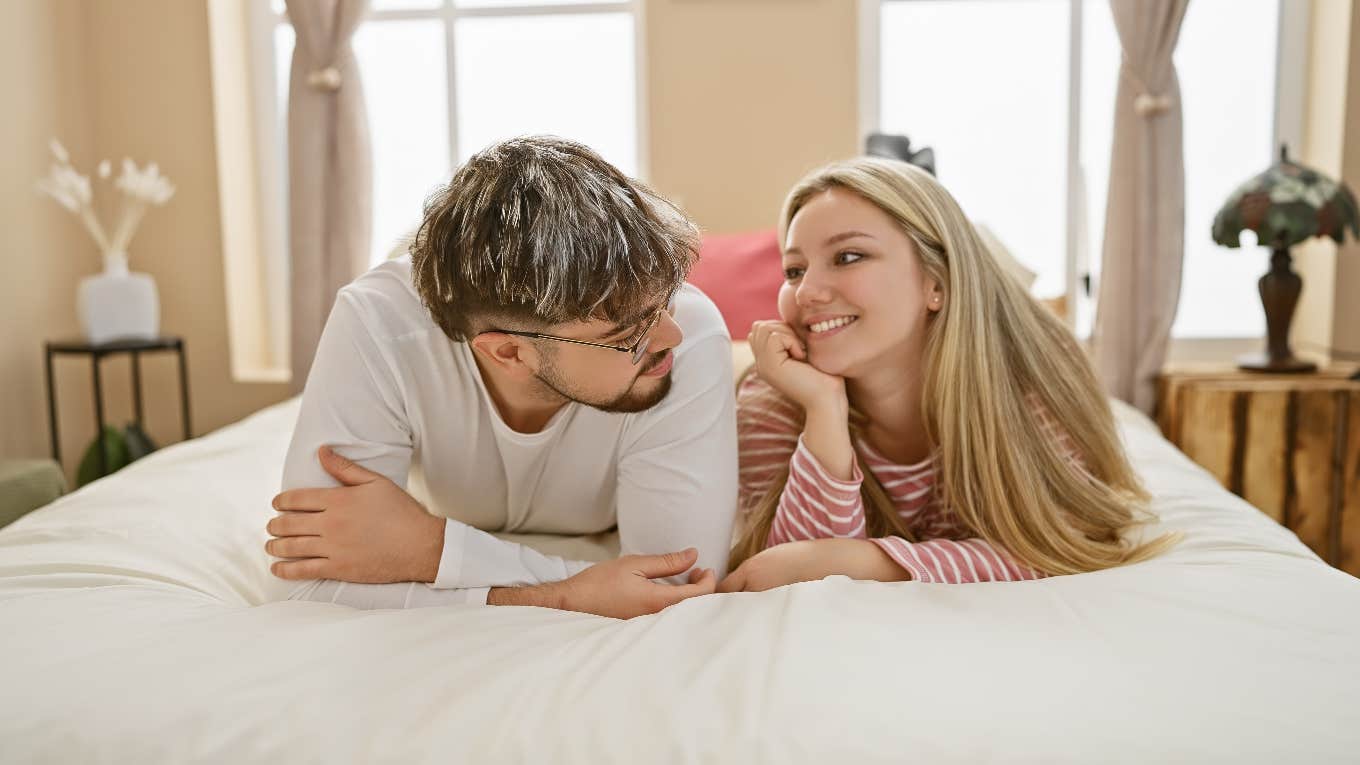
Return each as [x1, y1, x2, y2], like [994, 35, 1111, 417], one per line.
[766, 436, 869, 546]
[868, 537, 1048, 583]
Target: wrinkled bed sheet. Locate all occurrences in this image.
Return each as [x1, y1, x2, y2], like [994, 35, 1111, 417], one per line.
[1, 398, 1358, 763]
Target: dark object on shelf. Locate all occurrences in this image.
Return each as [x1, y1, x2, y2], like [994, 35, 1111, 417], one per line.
[76, 426, 130, 487]
[123, 421, 158, 461]
[1212, 144, 1360, 374]
[865, 133, 936, 176]
[45, 336, 191, 481]
[74, 422, 159, 487]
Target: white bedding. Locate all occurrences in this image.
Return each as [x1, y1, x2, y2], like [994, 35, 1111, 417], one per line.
[1, 398, 1358, 763]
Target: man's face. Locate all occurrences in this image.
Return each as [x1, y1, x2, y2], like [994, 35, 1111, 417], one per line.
[532, 301, 684, 414]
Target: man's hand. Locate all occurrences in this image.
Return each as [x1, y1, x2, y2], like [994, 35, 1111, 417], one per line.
[266, 446, 445, 584]
[717, 538, 910, 593]
[489, 548, 717, 619]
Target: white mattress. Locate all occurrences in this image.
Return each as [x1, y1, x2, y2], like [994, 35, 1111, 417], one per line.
[1, 398, 1358, 763]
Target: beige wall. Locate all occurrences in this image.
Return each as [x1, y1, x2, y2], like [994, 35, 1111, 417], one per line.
[4, 0, 1357, 477]
[1296, 0, 1360, 362]
[1, 0, 860, 475]
[1332, 0, 1360, 357]
[1, 0, 290, 478]
[1294, 0, 1357, 362]
[644, 0, 860, 234]
[80, 0, 292, 454]
[0, 1, 96, 467]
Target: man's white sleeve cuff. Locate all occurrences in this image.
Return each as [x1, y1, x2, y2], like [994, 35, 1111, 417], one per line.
[431, 518, 466, 589]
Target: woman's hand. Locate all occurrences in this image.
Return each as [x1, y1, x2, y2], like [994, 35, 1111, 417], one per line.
[717, 538, 911, 593]
[749, 319, 855, 480]
[748, 320, 846, 414]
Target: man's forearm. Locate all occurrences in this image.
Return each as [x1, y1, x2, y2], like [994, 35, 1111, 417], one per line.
[410, 514, 445, 583]
[486, 582, 566, 609]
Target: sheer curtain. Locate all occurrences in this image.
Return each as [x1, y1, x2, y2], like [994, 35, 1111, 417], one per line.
[1091, 0, 1190, 413]
[285, 0, 373, 389]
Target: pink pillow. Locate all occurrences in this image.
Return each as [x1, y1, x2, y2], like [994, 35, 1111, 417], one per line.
[688, 229, 783, 340]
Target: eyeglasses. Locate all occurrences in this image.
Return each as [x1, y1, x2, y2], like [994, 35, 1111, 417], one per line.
[491, 296, 673, 365]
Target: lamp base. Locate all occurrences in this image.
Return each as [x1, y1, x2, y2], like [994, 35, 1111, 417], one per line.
[1237, 353, 1317, 374]
[1243, 246, 1315, 375]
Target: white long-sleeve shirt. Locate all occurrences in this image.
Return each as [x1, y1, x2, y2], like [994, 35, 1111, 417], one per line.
[277, 257, 738, 608]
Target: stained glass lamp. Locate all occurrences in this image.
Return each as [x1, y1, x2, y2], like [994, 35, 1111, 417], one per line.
[1212, 145, 1360, 373]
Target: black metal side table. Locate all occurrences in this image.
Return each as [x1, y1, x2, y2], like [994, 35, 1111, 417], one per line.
[44, 336, 192, 477]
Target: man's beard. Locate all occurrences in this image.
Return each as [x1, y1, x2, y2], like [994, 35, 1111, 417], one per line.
[534, 351, 673, 413]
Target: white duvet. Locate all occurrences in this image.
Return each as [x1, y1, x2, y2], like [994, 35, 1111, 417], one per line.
[1, 398, 1358, 763]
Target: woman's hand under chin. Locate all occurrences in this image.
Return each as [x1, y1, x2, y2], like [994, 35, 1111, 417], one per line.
[749, 319, 856, 480]
[748, 320, 847, 413]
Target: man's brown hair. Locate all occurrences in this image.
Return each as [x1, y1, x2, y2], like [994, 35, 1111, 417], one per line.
[410, 136, 700, 341]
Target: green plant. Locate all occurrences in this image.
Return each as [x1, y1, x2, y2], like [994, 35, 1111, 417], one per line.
[75, 423, 158, 487]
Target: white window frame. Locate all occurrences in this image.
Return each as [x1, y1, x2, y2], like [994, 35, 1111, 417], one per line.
[857, 0, 1311, 360]
[239, 0, 647, 379]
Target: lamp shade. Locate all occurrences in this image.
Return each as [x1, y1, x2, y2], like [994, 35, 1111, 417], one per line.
[1211, 145, 1360, 250]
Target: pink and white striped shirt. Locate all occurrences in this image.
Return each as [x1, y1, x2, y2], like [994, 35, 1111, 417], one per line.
[737, 373, 1083, 583]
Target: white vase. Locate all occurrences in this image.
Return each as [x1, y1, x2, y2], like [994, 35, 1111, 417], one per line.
[77, 252, 160, 344]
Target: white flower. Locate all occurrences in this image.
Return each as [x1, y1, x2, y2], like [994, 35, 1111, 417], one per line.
[36, 141, 174, 258]
[115, 158, 175, 205]
[57, 165, 92, 205]
[151, 179, 175, 205]
[36, 176, 79, 213]
[116, 158, 136, 190]
[116, 159, 142, 198]
[40, 164, 92, 208]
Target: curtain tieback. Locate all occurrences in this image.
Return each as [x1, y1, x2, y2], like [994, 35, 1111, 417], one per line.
[1134, 92, 1173, 117]
[307, 66, 343, 92]
[1122, 62, 1174, 118]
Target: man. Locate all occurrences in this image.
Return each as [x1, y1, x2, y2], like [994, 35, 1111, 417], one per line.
[265, 137, 737, 618]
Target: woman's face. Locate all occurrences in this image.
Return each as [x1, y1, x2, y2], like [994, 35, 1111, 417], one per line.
[777, 187, 941, 378]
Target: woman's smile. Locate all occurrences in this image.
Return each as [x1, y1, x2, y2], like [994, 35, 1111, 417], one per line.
[804, 314, 859, 340]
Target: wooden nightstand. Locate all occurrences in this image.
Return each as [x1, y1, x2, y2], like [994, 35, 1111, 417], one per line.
[1157, 364, 1360, 575]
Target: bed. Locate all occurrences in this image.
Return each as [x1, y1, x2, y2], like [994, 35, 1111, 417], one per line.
[2, 366, 1359, 762]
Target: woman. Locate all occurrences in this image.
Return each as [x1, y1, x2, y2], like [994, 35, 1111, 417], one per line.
[718, 157, 1176, 593]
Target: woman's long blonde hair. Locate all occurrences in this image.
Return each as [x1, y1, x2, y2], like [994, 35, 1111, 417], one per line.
[730, 157, 1177, 574]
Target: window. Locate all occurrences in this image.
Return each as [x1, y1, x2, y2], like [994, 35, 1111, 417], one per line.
[867, 0, 1302, 340]
[257, 0, 641, 267]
